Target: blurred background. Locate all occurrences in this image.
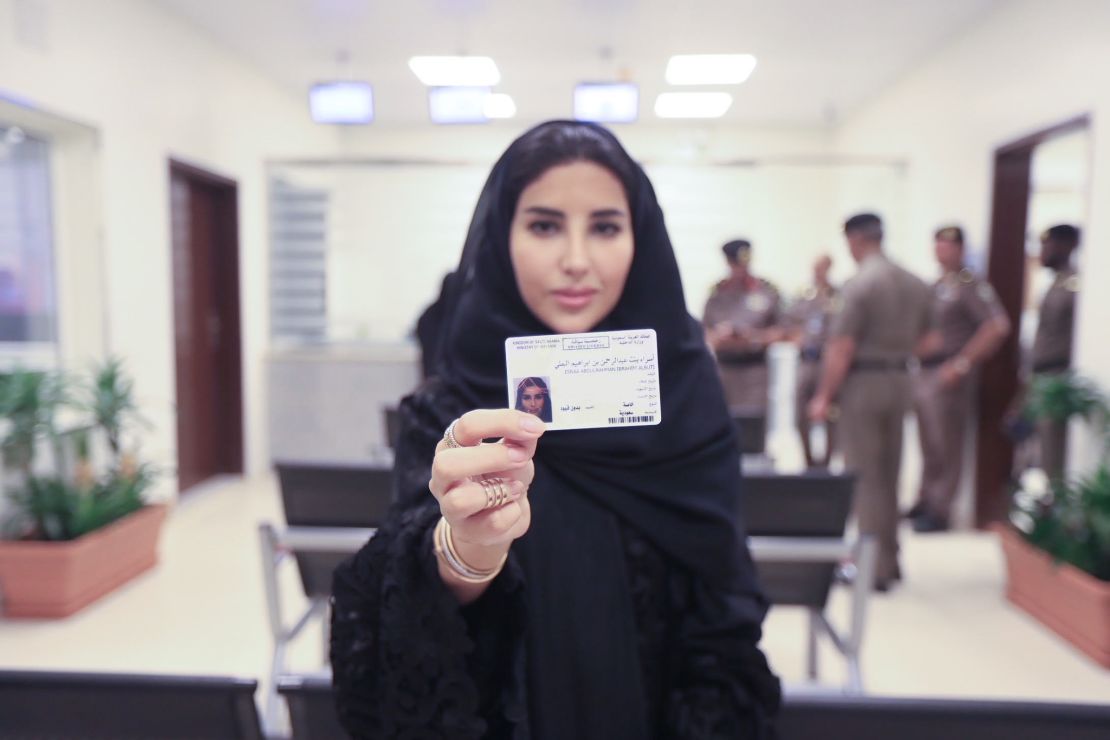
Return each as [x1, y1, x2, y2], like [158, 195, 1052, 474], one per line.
[1, 0, 1109, 736]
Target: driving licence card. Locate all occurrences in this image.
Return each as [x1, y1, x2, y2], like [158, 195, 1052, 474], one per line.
[505, 329, 661, 431]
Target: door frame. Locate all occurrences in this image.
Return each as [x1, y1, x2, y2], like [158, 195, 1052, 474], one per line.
[168, 158, 244, 491]
[973, 114, 1090, 526]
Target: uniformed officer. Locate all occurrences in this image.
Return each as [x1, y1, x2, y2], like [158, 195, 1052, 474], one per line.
[1031, 224, 1081, 480]
[809, 213, 937, 591]
[703, 239, 782, 413]
[785, 254, 839, 468]
[908, 226, 1010, 532]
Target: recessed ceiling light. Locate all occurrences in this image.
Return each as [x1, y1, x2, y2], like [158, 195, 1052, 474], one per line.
[654, 92, 733, 119]
[665, 54, 757, 85]
[484, 93, 516, 119]
[409, 56, 500, 87]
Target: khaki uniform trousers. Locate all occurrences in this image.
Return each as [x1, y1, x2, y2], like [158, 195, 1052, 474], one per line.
[1037, 417, 1068, 481]
[913, 367, 974, 522]
[719, 362, 770, 414]
[795, 360, 836, 466]
[838, 370, 912, 583]
[1033, 370, 1068, 481]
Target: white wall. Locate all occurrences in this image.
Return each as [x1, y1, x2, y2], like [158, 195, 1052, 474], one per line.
[281, 124, 903, 341]
[832, 0, 1110, 473]
[0, 0, 341, 490]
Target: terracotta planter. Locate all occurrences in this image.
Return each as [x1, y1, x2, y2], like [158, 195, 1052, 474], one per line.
[0, 504, 168, 619]
[996, 524, 1110, 668]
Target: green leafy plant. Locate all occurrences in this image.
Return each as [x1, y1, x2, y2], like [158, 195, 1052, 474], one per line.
[7, 466, 152, 541]
[1, 359, 155, 542]
[1013, 466, 1110, 582]
[1023, 372, 1109, 427]
[0, 370, 70, 476]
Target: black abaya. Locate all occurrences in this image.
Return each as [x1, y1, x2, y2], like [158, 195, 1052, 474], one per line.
[330, 121, 781, 739]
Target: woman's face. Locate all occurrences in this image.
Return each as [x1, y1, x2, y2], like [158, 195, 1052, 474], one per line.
[509, 161, 634, 334]
[520, 384, 546, 416]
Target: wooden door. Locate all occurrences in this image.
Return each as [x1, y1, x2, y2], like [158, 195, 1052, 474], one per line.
[169, 160, 243, 492]
[974, 116, 1089, 526]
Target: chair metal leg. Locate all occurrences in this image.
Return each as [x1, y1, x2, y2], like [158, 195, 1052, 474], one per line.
[265, 642, 288, 736]
[807, 607, 820, 681]
[321, 599, 332, 667]
[258, 523, 289, 736]
[846, 653, 863, 695]
[844, 535, 877, 695]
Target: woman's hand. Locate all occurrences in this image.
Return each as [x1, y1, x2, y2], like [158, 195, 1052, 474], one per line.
[428, 409, 545, 600]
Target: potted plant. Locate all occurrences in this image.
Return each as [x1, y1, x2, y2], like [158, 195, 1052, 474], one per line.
[0, 359, 167, 618]
[998, 372, 1110, 668]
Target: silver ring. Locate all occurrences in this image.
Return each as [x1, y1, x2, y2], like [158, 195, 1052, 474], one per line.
[443, 419, 462, 449]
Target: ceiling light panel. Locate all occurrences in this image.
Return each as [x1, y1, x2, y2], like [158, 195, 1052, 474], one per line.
[654, 92, 733, 119]
[409, 56, 500, 87]
[665, 54, 757, 85]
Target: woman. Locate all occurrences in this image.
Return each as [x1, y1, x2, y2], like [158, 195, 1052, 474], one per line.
[514, 377, 552, 422]
[331, 121, 780, 739]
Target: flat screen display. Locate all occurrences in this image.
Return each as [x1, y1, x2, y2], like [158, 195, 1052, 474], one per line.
[574, 83, 639, 123]
[428, 87, 490, 124]
[309, 82, 374, 124]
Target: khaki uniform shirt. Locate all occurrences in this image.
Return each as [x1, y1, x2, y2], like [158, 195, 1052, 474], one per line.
[1031, 270, 1078, 372]
[830, 253, 934, 361]
[931, 268, 1006, 359]
[703, 278, 781, 353]
[786, 285, 839, 356]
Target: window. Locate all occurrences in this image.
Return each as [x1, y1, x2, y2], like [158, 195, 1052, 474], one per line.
[0, 125, 57, 347]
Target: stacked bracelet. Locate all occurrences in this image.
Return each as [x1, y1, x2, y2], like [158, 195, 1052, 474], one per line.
[434, 517, 506, 584]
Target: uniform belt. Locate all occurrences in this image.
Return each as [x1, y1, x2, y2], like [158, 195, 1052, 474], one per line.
[920, 354, 953, 369]
[1032, 359, 1070, 375]
[851, 358, 910, 373]
[799, 346, 823, 363]
[717, 350, 767, 366]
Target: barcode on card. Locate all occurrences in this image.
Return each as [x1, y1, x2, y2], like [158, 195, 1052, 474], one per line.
[607, 415, 656, 424]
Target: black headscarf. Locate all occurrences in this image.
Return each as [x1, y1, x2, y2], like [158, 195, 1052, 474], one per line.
[431, 121, 769, 737]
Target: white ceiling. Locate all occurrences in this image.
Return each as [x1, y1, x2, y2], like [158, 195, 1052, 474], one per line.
[153, 0, 1004, 127]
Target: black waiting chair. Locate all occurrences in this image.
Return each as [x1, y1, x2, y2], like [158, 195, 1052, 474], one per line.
[277, 674, 1110, 740]
[259, 463, 393, 734]
[779, 694, 1110, 739]
[741, 472, 875, 693]
[383, 405, 402, 451]
[278, 673, 349, 739]
[730, 407, 767, 456]
[0, 670, 263, 740]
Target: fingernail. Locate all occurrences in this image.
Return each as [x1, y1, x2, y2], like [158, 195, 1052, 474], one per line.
[520, 415, 545, 433]
[506, 445, 528, 462]
[510, 480, 526, 497]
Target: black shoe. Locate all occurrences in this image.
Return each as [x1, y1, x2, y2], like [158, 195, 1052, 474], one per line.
[903, 500, 927, 520]
[911, 512, 949, 533]
[873, 578, 898, 593]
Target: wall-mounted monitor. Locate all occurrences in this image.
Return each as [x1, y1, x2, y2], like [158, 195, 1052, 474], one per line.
[574, 83, 639, 124]
[309, 82, 374, 124]
[428, 87, 491, 124]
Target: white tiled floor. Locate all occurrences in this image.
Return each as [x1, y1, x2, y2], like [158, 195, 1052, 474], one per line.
[2, 473, 1108, 718]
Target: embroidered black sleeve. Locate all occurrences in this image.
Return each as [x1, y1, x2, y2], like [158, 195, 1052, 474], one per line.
[665, 570, 782, 739]
[329, 385, 529, 739]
